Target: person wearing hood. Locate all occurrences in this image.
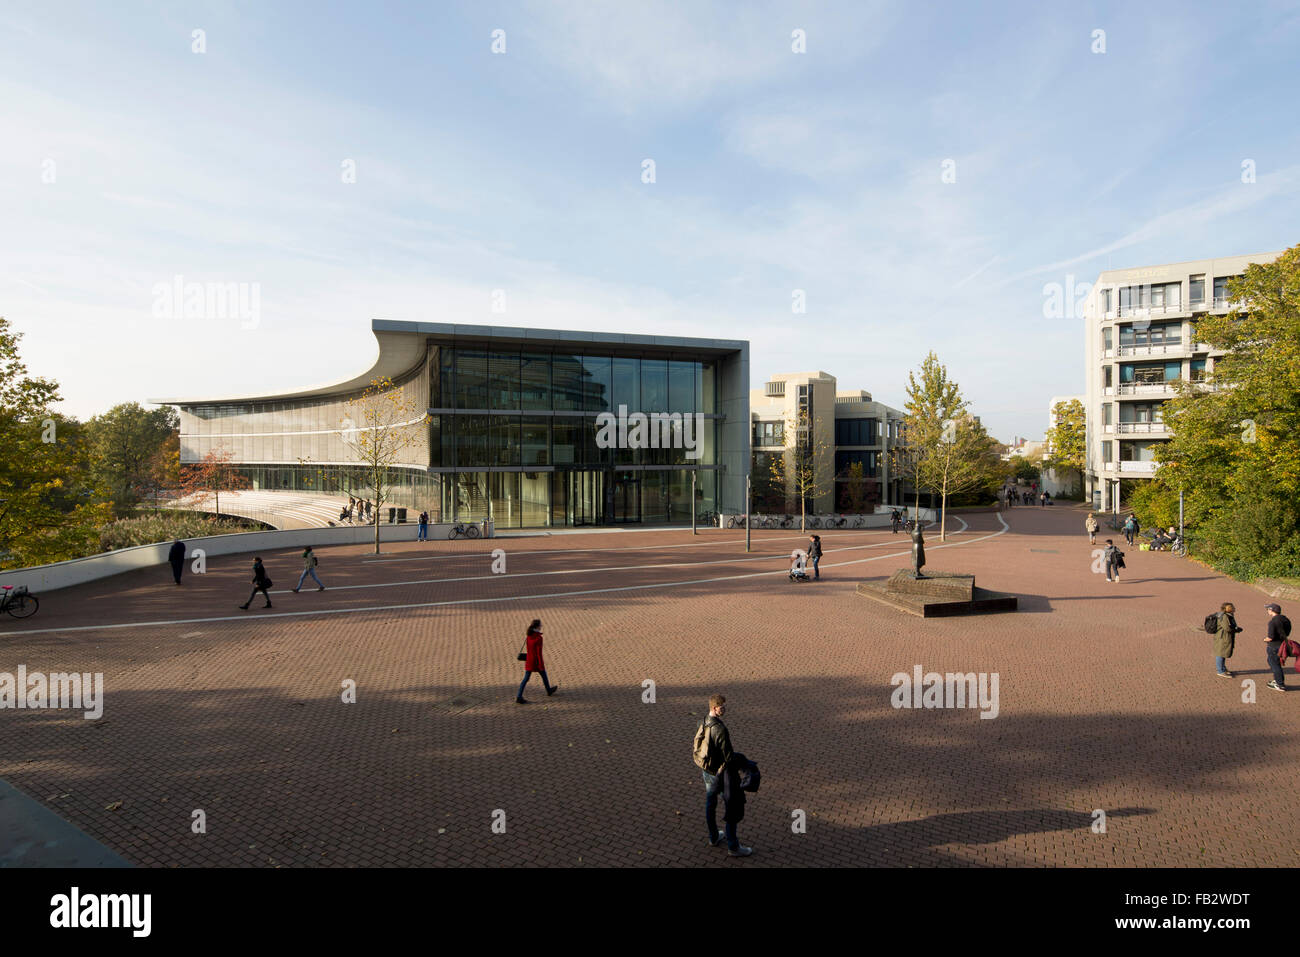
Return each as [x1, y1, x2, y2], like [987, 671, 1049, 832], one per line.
[167, 540, 186, 586]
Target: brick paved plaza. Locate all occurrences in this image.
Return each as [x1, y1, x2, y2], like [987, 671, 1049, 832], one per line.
[1, 504, 1295, 867]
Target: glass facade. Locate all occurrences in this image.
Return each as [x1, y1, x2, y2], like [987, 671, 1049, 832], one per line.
[433, 345, 722, 527]
[179, 341, 729, 529]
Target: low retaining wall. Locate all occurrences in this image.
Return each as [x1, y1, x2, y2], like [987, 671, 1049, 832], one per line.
[0, 522, 493, 594]
[1255, 578, 1300, 602]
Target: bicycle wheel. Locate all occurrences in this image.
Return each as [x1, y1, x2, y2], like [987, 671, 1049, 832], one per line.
[447, 527, 460, 540]
[467, 525, 481, 539]
[6, 594, 37, 619]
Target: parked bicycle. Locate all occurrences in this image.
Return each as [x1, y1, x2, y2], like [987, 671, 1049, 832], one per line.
[698, 510, 718, 527]
[727, 515, 747, 529]
[851, 516, 866, 528]
[0, 585, 38, 619]
[447, 521, 482, 540]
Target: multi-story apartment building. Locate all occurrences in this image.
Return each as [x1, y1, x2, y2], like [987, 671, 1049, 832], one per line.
[749, 371, 905, 513]
[1082, 252, 1281, 512]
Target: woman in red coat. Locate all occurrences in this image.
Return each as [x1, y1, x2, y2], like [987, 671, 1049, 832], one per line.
[516, 619, 558, 704]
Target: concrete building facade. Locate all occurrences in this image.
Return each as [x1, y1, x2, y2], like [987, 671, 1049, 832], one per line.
[749, 371, 905, 514]
[155, 319, 750, 528]
[1082, 252, 1281, 512]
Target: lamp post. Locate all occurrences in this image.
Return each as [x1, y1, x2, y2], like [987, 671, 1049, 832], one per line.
[691, 470, 697, 535]
[745, 473, 751, 553]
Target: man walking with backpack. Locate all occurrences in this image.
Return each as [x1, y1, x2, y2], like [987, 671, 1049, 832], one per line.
[1102, 539, 1124, 583]
[1264, 603, 1291, 692]
[1123, 514, 1138, 546]
[692, 694, 752, 858]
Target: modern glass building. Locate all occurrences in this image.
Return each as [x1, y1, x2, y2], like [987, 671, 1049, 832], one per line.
[155, 320, 750, 528]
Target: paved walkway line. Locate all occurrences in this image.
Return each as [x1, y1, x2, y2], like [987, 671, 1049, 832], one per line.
[4, 517, 1005, 637]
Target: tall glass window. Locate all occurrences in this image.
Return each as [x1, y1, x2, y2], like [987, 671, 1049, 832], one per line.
[489, 351, 520, 410]
[613, 357, 639, 411]
[581, 355, 612, 413]
[521, 416, 550, 466]
[551, 354, 585, 411]
[492, 415, 520, 466]
[641, 359, 668, 413]
[456, 351, 489, 410]
[669, 361, 695, 413]
[520, 353, 551, 410]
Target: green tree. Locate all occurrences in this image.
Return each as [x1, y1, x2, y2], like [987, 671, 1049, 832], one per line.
[1140, 244, 1300, 575]
[901, 353, 999, 540]
[0, 318, 111, 569]
[1044, 398, 1086, 495]
[86, 402, 180, 514]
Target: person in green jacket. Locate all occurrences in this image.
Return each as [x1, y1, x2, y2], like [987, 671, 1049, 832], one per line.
[293, 546, 325, 593]
[1214, 601, 1243, 678]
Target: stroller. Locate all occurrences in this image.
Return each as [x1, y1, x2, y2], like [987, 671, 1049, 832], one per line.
[789, 550, 811, 582]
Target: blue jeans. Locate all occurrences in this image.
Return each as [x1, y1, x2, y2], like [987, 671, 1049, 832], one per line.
[703, 771, 738, 850]
[418, 524, 428, 541]
[1266, 642, 1286, 686]
[517, 670, 552, 699]
[296, 568, 323, 590]
[1216, 656, 1229, 673]
[811, 556, 820, 579]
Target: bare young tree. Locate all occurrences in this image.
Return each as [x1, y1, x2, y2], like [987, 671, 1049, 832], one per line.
[342, 376, 431, 554]
[768, 407, 832, 532]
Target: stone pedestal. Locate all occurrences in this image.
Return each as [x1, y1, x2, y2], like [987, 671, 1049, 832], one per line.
[856, 569, 1017, 618]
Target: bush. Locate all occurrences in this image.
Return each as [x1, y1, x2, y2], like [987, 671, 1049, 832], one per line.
[98, 511, 265, 552]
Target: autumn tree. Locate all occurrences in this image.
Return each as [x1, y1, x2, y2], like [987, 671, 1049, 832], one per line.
[343, 376, 431, 554]
[1044, 398, 1086, 496]
[179, 447, 251, 520]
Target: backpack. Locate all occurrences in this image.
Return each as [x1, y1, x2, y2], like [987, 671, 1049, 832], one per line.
[692, 720, 722, 774]
[1281, 639, 1300, 672]
[1203, 613, 1220, 635]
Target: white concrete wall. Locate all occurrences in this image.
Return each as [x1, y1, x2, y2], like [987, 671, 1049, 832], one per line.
[1, 522, 492, 594]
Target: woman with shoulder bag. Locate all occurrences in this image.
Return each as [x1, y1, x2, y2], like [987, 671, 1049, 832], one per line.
[516, 619, 557, 704]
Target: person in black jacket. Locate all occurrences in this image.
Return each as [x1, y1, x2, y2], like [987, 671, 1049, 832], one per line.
[721, 750, 758, 847]
[1264, 603, 1291, 692]
[809, 535, 823, 580]
[239, 557, 273, 610]
[699, 694, 753, 858]
[1103, 539, 1124, 583]
[168, 540, 186, 586]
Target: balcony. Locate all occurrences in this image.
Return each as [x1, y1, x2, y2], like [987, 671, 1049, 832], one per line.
[1100, 460, 1159, 474]
[1114, 421, 1170, 435]
[1114, 302, 1188, 319]
[1115, 340, 1186, 357]
[1117, 382, 1175, 396]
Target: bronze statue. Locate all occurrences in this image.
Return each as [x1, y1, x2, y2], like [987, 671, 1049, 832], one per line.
[911, 522, 926, 578]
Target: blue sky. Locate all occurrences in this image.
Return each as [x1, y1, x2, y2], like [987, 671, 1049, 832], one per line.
[3, 0, 1298, 441]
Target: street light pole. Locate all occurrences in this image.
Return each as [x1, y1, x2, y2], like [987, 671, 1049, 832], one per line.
[745, 474, 752, 553]
[691, 470, 697, 535]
